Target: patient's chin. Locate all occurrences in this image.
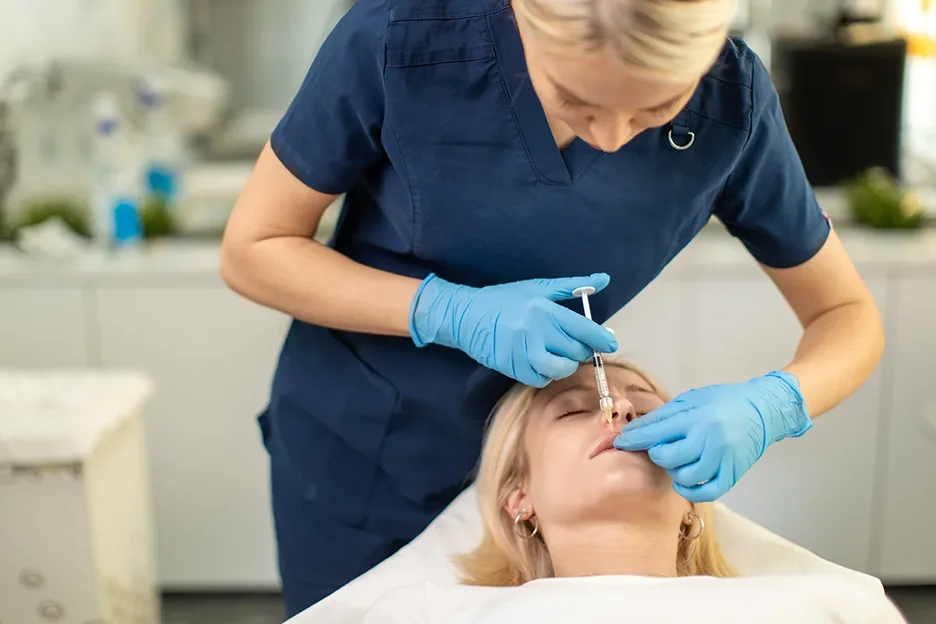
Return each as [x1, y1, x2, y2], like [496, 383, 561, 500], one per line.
[536, 463, 674, 526]
[596, 451, 671, 494]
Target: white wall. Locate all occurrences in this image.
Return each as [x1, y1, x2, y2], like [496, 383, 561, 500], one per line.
[0, 0, 185, 85]
[197, 0, 348, 112]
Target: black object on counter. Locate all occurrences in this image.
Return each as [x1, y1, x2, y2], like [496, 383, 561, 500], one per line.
[771, 36, 907, 187]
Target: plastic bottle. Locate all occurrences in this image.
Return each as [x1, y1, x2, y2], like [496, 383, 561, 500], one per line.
[137, 78, 185, 212]
[89, 93, 143, 250]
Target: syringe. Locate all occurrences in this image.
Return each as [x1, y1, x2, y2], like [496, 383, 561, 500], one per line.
[572, 286, 615, 425]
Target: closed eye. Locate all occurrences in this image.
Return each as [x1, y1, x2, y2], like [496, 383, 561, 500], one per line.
[646, 103, 679, 118]
[558, 409, 589, 419]
[557, 94, 584, 109]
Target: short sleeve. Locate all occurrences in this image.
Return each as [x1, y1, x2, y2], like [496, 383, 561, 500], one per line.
[714, 52, 831, 269]
[270, 0, 388, 195]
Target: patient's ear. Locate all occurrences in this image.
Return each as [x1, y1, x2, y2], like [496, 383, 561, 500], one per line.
[504, 485, 533, 520]
[681, 503, 696, 528]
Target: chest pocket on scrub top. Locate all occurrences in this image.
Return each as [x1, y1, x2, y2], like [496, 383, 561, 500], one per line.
[383, 15, 540, 278]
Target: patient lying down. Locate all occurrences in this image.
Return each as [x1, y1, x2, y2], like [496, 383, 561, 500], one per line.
[456, 359, 735, 584]
[336, 360, 906, 622]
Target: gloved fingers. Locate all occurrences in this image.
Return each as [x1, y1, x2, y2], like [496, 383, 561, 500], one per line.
[543, 326, 593, 363]
[534, 273, 611, 301]
[509, 359, 550, 388]
[667, 452, 720, 488]
[673, 477, 728, 503]
[496, 334, 547, 387]
[538, 273, 611, 301]
[614, 413, 690, 451]
[646, 437, 703, 471]
[527, 348, 579, 384]
[619, 400, 688, 432]
[551, 306, 618, 354]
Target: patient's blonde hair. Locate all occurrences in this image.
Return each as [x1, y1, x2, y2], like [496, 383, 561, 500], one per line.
[513, 0, 736, 81]
[457, 360, 735, 586]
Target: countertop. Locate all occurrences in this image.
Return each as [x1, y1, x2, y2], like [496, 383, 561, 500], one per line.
[2, 224, 936, 286]
[2, 187, 936, 284]
[0, 369, 154, 465]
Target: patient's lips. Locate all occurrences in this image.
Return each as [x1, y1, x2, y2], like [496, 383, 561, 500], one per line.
[589, 431, 619, 459]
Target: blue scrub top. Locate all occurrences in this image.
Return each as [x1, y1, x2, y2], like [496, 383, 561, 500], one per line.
[265, 0, 830, 537]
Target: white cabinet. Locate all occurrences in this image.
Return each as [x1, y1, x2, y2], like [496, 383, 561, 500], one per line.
[0, 288, 89, 367]
[680, 273, 889, 574]
[93, 283, 290, 588]
[879, 275, 936, 582]
[0, 373, 158, 624]
[605, 273, 685, 395]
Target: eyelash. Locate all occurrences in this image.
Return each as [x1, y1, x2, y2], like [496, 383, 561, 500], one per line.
[556, 96, 676, 118]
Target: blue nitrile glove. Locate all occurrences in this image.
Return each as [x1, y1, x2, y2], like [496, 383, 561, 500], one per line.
[409, 273, 618, 387]
[613, 371, 812, 502]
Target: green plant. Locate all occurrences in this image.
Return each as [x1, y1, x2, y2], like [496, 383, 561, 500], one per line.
[140, 195, 176, 239]
[844, 167, 924, 229]
[10, 197, 92, 238]
[0, 205, 8, 239]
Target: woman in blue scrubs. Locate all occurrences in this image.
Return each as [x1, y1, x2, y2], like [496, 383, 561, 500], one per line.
[221, 0, 884, 616]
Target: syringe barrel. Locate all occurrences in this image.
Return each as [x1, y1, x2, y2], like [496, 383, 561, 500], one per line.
[592, 353, 611, 398]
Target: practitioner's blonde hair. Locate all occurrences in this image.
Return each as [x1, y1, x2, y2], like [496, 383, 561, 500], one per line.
[513, 0, 737, 81]
[456, 359, 735, 586]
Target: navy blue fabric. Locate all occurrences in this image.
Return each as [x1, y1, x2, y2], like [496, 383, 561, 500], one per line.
[264, 0, 831, 610]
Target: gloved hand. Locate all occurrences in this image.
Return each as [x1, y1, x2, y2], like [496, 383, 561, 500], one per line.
[613, 371, 812, 502]
[409, 273, 618, 387]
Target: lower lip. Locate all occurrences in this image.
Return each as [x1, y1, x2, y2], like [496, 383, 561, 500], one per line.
[592, 445, 616, 458]
[595, 448, 650, 461]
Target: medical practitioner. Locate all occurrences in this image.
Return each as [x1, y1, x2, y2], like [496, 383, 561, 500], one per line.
[220, 0, 884, 615]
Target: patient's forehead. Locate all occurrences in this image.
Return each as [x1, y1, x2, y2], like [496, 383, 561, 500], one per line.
[533, 365, 657, 406]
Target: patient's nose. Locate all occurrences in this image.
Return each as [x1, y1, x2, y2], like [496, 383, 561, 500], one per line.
[609, 400, 637, 429]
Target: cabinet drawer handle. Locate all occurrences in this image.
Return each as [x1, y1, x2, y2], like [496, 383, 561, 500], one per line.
[19, 568, 44, 589]
[37, 600, 64, 621]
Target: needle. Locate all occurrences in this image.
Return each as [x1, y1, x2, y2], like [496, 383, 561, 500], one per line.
[572, 286, 615, 425]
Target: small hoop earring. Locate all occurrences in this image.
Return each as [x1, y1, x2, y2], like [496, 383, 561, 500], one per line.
[513, 508, 539, 540]
[679, 511, 704, 541]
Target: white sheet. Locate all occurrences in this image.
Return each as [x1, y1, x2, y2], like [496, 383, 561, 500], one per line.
[290, 486, 905, 623]
[358, 575, 906, 623]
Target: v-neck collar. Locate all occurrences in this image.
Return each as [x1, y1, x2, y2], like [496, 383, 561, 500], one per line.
[487, 6, 603, 185]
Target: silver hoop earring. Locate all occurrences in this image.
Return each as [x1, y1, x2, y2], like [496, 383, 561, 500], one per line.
[679, 512, 704, 541]
[513, 508, 539, 540]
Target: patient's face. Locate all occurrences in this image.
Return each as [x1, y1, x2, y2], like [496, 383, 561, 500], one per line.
[517, 365, 687, 527]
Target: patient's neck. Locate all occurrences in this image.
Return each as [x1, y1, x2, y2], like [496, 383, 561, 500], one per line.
[545, 519, 680, 579]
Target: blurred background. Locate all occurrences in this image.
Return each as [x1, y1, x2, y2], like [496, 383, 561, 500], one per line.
[0, 0, 934, 623]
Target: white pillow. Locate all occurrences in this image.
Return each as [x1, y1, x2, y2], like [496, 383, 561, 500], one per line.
[292, 486, 900, 623]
